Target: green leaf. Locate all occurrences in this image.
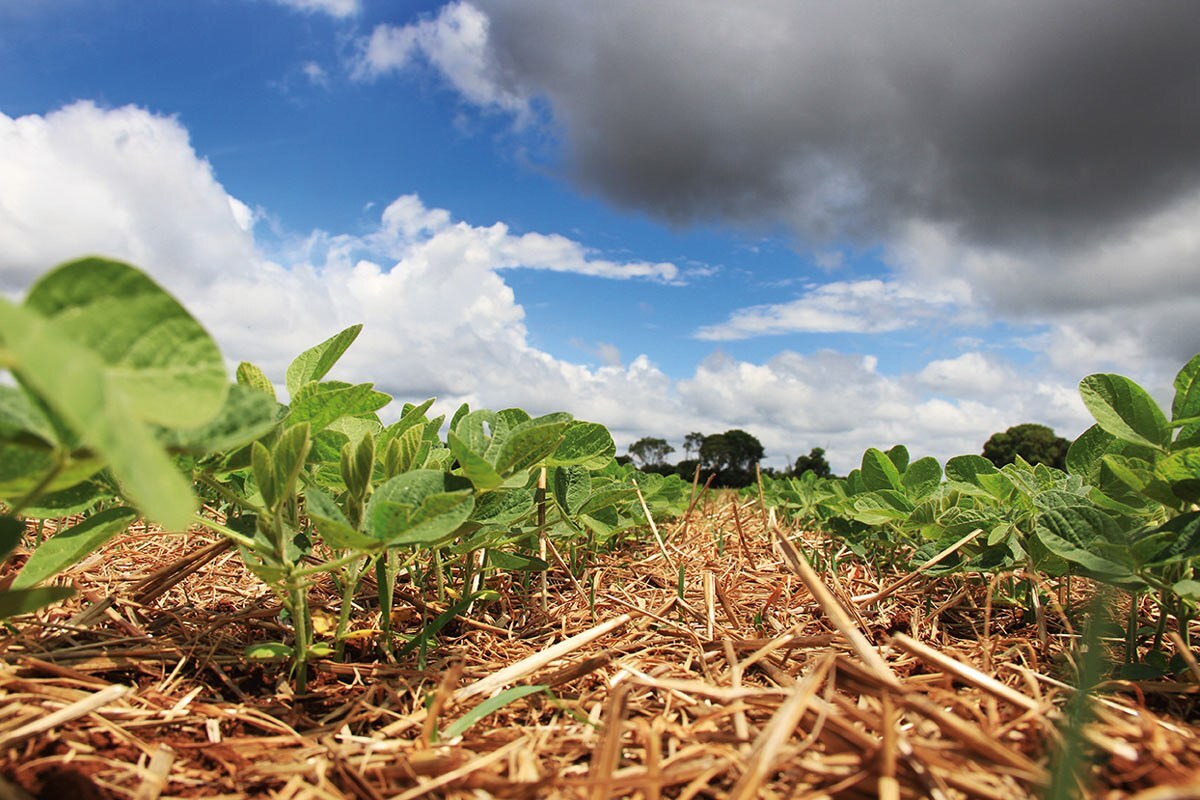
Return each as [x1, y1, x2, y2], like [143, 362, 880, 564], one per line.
[441, 685, 547, 741]
[488, 551, 549, 571]
[553, 466, 592, 516]
[0, 385, 57, 443]
[251, 441, 276, 509]
[902, 456, 942, 498]
[491, 414, 571, 476]
[0, 439, 104, 498]
[285, 382, 390, 433]
[851, 490, 914, 525]
[1156, 447, 1200, 504]
[305, 485, 381, 551]
[272, 424, 312, 508]
[448, 402, 470, 435]
[346, 433, 376, 499]
[0, 515, 23, 562]
[1067, 424, 1116, 482]
[471, 488, 534, 526]
[379, 398, 436, 445]
[245, 642, 293, 661]
[885, 444, 910, 474]
[24, 258, 228, 428]
[18, 479, 113, 520]
[236, 362, 277, 401]
[0, 298, 197, 527]
[448, 431, 505, 491]
[387, 424, 427, 475]
[1034, 496, 1134, 578]
[366, 470, 474, 546]
[1172, 353, 1200, 447]
[547, 422, 615, 469]
[579, 483, 637, 515]
[160, 383, 280, 456]
[12, 506, 138, 589]
[396, 591, 481, 658]
[944, 455, 1014, 499]
[1080, 373, 1171, 450]
[1140, 512, 1200, 567]
[860, 448, 903, 492]
[1172, 579, 1200, 602]
[453, 410, 495, 456]
[285, 324, 363, 397]
[0, 585, 75, 619]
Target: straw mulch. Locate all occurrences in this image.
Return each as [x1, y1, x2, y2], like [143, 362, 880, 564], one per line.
[1, 496, 1199, 799]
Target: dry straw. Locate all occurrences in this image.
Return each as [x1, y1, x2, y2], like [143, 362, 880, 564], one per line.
[1, 495, 1198, 798]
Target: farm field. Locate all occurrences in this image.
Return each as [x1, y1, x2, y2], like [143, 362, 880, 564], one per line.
[0, 498, 1196, 800]
[3, 259, 1200, 798]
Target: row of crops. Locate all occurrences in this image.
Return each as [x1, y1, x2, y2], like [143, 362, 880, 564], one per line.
[0, 258, 692, 689]
[755, 358, 1200, 677]
[2, 257, 1198, 689]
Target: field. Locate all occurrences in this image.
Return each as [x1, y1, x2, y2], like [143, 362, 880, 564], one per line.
[2, 494, 1199, 799]
[3, 258, 1200, 798]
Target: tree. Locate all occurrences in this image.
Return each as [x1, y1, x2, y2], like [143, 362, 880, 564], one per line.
[982, 423, 1070, 470]
[683, 431, 705, 460]
[628, 436, 675, 467]
[699, 429, 765, 487]
[792, 447, 832, 478]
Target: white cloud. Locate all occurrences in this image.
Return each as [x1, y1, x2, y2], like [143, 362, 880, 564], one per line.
[887, 204, 1200, 380]
[694, 278, 969, 340]
[301, 61, 330, 88]
[272, 0, 359, 18]
[1, 101, 1099, 475]
[917, 352, 1016, 399]
[352, 2, 530, 118]
[0, 102, 259, 294]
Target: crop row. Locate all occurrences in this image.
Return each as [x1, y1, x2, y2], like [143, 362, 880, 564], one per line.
[755, 356, 1200, 677]
[0, 258, 691, 688]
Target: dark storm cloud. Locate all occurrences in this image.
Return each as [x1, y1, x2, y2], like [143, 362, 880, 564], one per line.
[471, 0, 1200, 248]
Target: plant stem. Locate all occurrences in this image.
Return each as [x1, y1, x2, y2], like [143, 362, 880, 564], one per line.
[191, 513, 259, 551]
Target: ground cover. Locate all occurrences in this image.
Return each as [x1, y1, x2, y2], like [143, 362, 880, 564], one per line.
[3, 258, 1200, 798]
[1, 494, 1198, 799]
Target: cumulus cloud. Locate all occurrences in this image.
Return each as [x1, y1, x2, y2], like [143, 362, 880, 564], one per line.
[0, 102, 679, 417]
[695, 279, 969, 340]
[1, 101, 1101, 474]
[352, 2, 529, 117]
[0, 102, 260, 294]
[359, 1, 1200, 378]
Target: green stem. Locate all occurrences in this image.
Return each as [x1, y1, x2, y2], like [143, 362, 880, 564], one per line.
[196, 472, 266, 516]
[1126, 594, 1139, 666]
[376, 552, 396, 659]
[8, 449, 65, 517]
[332, 557, 366, 661]
[192, 513, 259, 551]
[1153, 589, 1170, 653]
[288, 581, 311, 692]
[294, 549, 374, 579]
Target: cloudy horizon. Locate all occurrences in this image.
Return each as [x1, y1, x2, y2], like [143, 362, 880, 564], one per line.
[2, 1, 1198, 473]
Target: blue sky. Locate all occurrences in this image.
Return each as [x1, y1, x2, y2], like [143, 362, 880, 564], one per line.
[3, 0, 1199, 472]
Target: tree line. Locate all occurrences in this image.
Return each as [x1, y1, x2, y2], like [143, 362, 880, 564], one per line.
[622, 422, 1070, 488]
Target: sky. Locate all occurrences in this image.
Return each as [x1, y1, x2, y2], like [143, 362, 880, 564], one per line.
[2, 0, 1199, 474]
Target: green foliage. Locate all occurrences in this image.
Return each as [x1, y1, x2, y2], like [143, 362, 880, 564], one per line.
[791, 447, 832, 478]
[0, 258, 228, 527]
[982, 423, 1070, 470]
[7, 256, 1197, 692]
[627, 436, 674, 467]
[699, 429, 765, 487]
